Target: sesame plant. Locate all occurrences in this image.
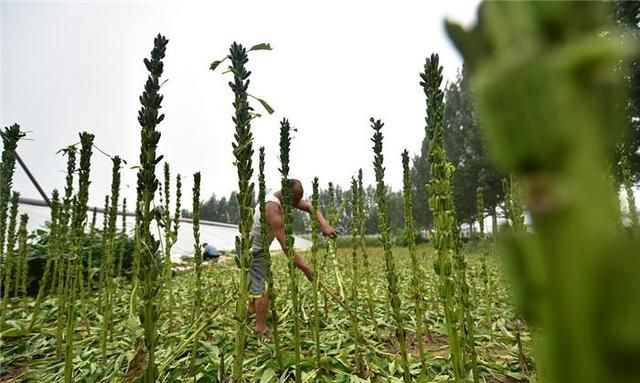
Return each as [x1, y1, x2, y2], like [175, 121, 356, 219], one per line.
[64, 131, 94, 383]
[421, 53, 465, 381]
[401, 149, 427, 373]
[349, 176, 363, 374]
[370, 117, 410, 383]
[210, 40, 273, 382]
[310, 177, 322, 368]
[135, 33, 169, 383]
[101, 155, 122, 359]
[259, 146, 284, 371]
[279, 118, 303, 383]
[189, 171, 202, 375]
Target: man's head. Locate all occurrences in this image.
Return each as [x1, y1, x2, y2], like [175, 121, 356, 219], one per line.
[285, 179, 304, 206]
[202, 243, 208, 248]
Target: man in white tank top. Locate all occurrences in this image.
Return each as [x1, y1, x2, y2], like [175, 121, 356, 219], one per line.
[248, 179, 336, 338]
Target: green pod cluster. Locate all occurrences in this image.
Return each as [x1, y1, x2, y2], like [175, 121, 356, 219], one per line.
[279, 118, 302, 383]
[370, 118, 410, 383]
[422, 53, 466, 381]
[135, 33, 169, 383]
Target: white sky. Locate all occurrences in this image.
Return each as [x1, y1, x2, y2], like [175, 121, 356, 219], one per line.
[2, 0, 480, 210]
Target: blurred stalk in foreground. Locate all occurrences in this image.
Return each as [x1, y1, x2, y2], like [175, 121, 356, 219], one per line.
[447, 2, 640, 382]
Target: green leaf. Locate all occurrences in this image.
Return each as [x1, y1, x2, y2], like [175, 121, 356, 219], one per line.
[248, 94, 275, 115]
[260, 368, 275, 383]
[249, 43, 272, 51]
[209, 57, 227, 72]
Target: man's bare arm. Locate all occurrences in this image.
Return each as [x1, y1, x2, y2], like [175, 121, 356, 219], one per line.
[266, 203, 313, 280]
[295, 200, 337, 238]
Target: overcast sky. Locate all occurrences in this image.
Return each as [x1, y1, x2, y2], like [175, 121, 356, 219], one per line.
[2, 0, 480, 210]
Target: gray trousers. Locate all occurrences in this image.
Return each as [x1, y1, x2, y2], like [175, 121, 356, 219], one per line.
[248, 249, 266, 297]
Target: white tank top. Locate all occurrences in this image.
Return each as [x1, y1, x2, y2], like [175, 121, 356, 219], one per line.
[250, 192, 281, 251]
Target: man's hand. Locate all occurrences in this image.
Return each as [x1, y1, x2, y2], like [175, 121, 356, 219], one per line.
[320, 223, 337, 239]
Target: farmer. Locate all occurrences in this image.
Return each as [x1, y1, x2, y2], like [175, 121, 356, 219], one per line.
[202, 242, 220, 262]
[248, 179, 337, 338]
